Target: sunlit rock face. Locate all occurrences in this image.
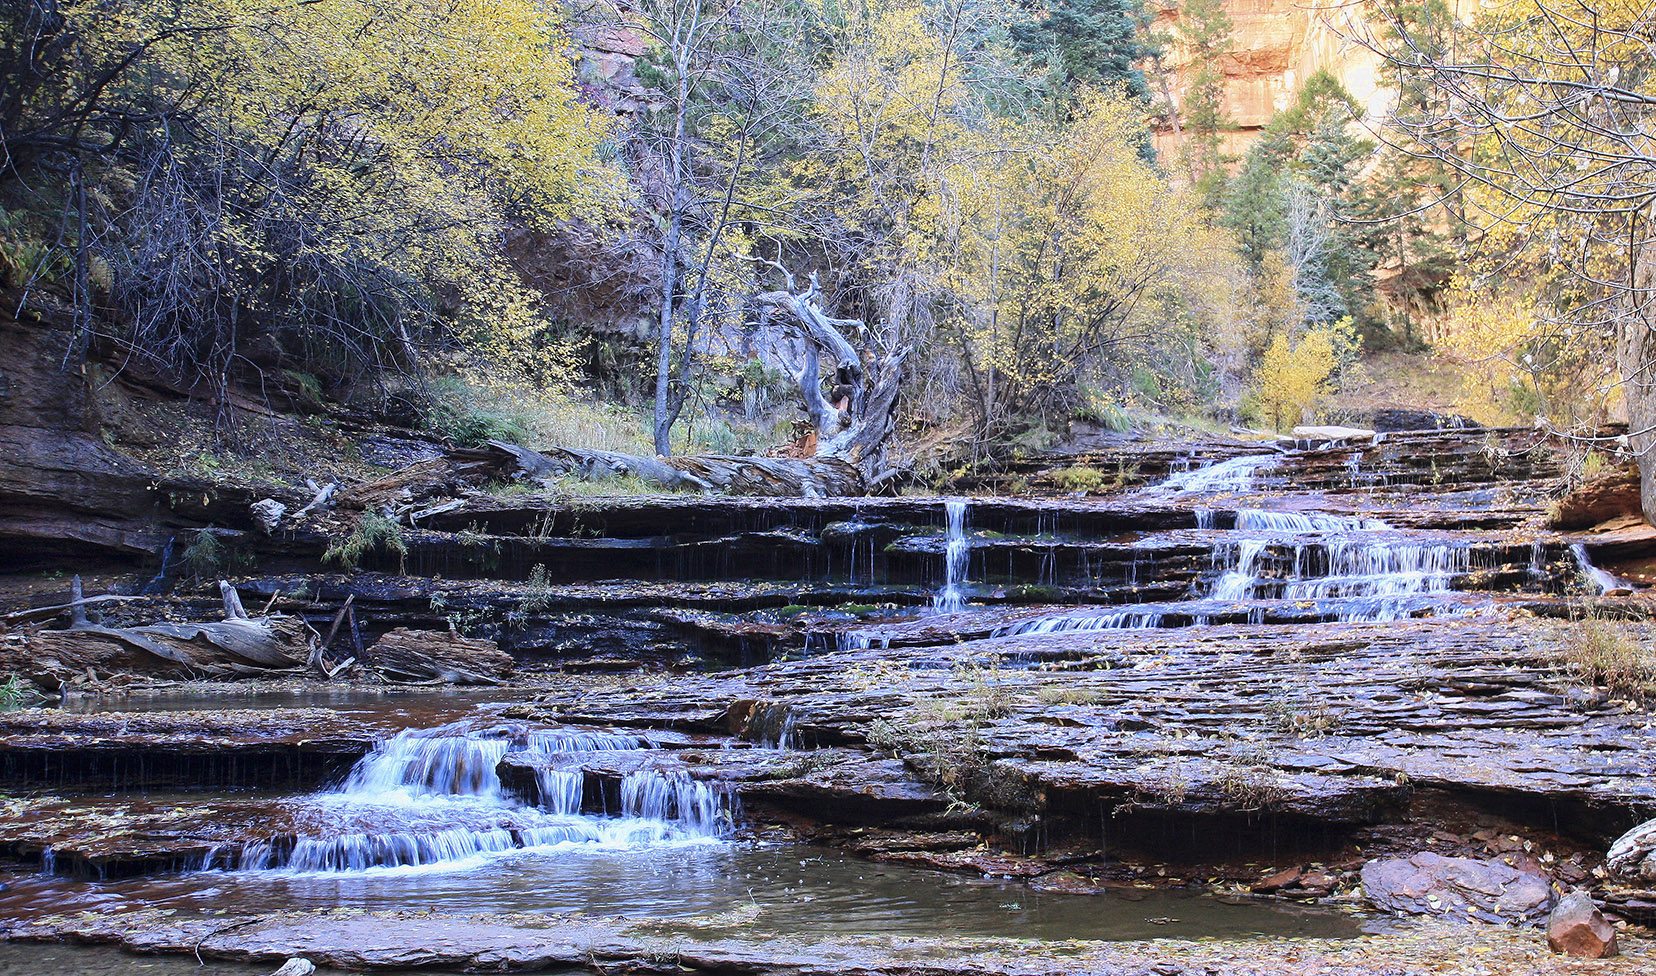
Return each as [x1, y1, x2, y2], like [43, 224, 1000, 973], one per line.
[1148, 0, 1487, 158]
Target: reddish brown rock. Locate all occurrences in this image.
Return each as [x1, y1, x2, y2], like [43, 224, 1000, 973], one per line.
[1547, 889, 1619, 958]
[1252, 866, 1305, 893]
[1550, 466, 1641, 530]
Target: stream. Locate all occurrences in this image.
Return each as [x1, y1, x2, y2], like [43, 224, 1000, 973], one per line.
[1, 428, 1644, 972]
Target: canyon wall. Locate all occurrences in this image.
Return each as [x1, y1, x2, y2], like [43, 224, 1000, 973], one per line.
[1151, 0, 1418, 160]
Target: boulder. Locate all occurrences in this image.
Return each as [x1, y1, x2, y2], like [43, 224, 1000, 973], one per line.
[1549, 465, 1641, 530]
[1608, 818, 1656, 882]
[362, 628, 514, 684]
[1359, 852, 1555, 924]
[251, 498, 289, 535]
[1546, 889, 1618, 958]
[1370, 408, 1481, 432]
[1290, 424, 1376, 443]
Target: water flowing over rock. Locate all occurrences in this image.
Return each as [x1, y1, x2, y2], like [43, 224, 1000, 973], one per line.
[1572, 544, 1623, 595]
[931, 500, 970, 613]
[231, 719, 736, 873]
[1150, 453, 1281, 494]
[3, 421, 1654, 970]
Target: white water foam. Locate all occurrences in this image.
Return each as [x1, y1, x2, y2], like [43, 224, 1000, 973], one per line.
[933, 500, 971, 612]
[232, 720, 735, 874]
[1151, 454, 1280, 494]
[1572, 543, 1622, 594]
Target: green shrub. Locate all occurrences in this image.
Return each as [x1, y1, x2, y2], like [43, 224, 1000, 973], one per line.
[1050, 465, 1109, 493]
[0, 676, 38, 711]
[426, 377, 531, 447]
[180, 528, 254, 579]
[323, 511, 408, 571]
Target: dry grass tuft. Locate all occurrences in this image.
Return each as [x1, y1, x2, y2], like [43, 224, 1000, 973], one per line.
[1560, 617, 1656, 701]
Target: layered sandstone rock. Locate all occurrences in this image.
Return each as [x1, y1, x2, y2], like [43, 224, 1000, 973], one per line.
[1151, 0, 1482, 157]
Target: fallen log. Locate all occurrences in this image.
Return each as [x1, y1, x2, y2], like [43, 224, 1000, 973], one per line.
[3, 578, 315, 686]
[478, 441, 866, 497]
[362, 628, 513, 685]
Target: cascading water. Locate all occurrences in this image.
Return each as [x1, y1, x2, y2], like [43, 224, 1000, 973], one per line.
[933, 500, 971, 612]
[995, 608, 1168, 637]
[999, 506, 1504, 635]
[1151, 454, 1280, 494]
[1572, 543, 1622, 594]
[1233, 509, 1390, 533]
[229, 720, 736, 874]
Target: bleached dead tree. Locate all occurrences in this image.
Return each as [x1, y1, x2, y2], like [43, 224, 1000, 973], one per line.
[752, 262, 909, 482]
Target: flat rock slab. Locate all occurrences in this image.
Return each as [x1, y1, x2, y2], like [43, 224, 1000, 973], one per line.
[513, 617, 1656, 829]
[1361, 853, 1555, 924]
[4, 907, 1653, 976]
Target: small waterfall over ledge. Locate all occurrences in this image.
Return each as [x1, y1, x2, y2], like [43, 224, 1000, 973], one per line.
[933, 500, 971, 612]
[231, 720, 736, 874]
[1151, 454, 1280, 494]
[995, 507, 1507, 637]
[1572, 543, 1622, 594]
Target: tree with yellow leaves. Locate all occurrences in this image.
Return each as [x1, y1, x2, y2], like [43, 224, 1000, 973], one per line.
[1250, 322, 1349, 431]
[1359, 0, 1656, 515]
[3, 0, 612, 407]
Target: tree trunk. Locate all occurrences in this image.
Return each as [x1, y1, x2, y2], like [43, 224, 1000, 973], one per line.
[1621, 249, 1656, 524]
[754, 276, 907, 483]
[652, 189, 685, 457]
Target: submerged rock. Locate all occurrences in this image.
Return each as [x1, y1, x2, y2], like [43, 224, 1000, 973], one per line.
[1546, 889, 1618, 958]
[1360, 852, 1555, 924]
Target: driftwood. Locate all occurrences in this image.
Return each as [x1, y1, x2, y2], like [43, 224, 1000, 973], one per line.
[480, 441, 866, 497]
[4, 578, 316, 686]
[752, 265, 908, 482]
[363, 628, 513, 685]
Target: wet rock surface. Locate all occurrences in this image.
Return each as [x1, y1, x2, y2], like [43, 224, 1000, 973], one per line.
[3, 907, 1654, 975]
[1, 424, 1653, 972]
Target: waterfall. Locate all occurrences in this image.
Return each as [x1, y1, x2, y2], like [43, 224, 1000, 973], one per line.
[231, 720, 735, 874]
[1003, 519, 1488, 637]
[1232, 509, 1391, 533]
[933, 500, 971, 612]
[1572, 543, 1622, 594]
[1150, 454, 1280, 494]
[1209, 538, 1473, 603]
[994, 608, 1166, 637]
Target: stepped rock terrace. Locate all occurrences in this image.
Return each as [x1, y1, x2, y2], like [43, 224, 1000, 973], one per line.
[1, 424, 1654, 973]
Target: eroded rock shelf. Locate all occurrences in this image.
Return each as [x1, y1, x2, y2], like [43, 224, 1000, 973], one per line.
[2, 424, 1654, 974]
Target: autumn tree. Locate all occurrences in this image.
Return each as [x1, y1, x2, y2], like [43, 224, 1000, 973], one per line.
[1251, 318, 1356, 431]
[1, 0, 610, 412]
[1354, 0, 1654, 511]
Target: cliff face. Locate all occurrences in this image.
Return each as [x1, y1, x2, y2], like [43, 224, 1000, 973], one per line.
[1151, 0, 1391, 159]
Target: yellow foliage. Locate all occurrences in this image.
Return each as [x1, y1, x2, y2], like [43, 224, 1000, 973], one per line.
[45, 0, 615, 381]
[1251, 319, 1355, 431]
